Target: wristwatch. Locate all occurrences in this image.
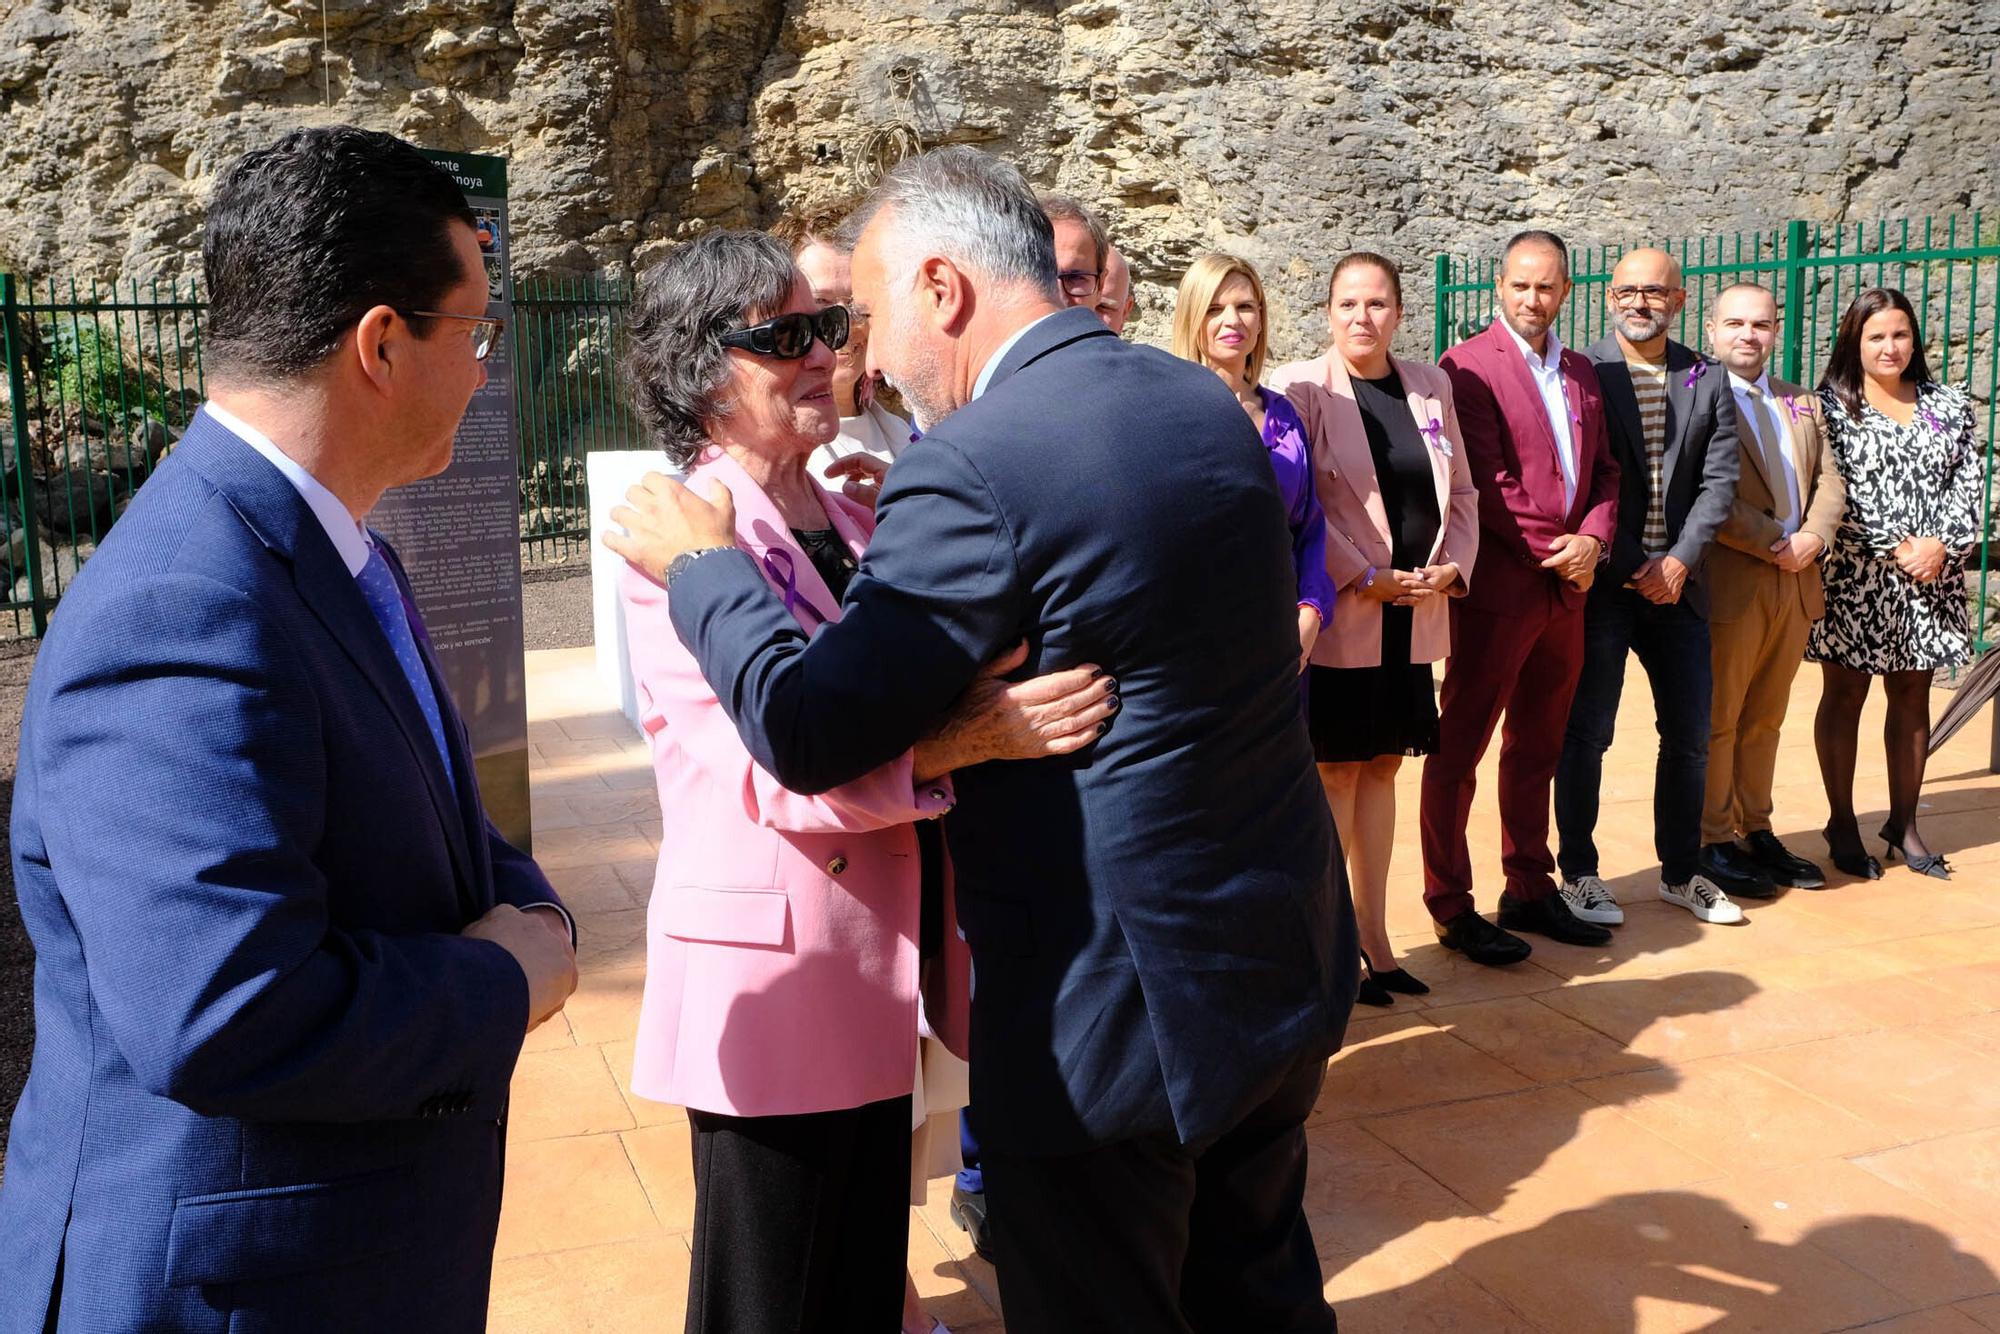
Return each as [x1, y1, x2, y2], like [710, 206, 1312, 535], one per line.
[663, 546, 738, 588]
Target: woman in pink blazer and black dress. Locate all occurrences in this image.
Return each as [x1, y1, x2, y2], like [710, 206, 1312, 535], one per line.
[614, 231, 1113, 1334]
[1272, 253, 1480, 1005]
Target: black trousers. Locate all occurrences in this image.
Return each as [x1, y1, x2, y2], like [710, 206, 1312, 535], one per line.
[684, 1093, 912, 1334]
[982, 1054, 1336, 1334]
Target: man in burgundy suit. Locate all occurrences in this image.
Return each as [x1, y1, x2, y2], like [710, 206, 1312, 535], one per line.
[1420, 230, 1623, 965]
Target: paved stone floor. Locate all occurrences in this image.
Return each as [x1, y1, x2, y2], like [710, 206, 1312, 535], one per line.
[493, 646, 2000, 1333]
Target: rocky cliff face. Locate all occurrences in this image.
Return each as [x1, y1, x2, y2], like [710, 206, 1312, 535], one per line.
[3, 0, 1996, 358]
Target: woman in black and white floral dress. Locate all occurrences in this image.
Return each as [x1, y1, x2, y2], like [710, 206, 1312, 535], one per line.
[1809, 287, 1985, 880]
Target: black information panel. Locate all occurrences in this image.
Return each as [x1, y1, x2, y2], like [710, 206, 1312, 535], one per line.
[371, 150, 532, 849]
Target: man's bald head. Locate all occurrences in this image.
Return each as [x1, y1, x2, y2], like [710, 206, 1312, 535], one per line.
[1607, 247, 1686, 352]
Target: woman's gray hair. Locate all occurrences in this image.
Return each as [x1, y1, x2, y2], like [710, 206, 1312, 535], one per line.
[625, 229, 798, 467]
[842, 147, 1059, 300]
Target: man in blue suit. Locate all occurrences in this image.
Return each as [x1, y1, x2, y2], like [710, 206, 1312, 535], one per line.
[607, 148, 1354, 1332]
[0, 127, 577, 1333]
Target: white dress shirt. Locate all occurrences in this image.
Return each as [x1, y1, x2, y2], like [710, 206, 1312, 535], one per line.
[807, 399, 916, 480]
[1727, 370, 1802, 536]
[1501, 320, 1580, 508]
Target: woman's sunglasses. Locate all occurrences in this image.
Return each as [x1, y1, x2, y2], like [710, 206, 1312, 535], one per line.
[719, 306, 851, 360]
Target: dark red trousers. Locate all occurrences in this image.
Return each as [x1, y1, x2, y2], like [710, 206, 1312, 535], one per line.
[1420, 588, 1587, 924]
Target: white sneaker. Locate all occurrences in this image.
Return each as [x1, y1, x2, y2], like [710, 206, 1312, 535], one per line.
[1560, 875, 1624, 925]
[1660, 874, 1744, 924]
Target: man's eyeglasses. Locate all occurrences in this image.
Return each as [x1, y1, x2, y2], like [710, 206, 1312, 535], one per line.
[1058, 270, 1101, 301]
[1608, 285, 1680, 307]
[403, 309, 506, 361]
[720, 306, 850, 360]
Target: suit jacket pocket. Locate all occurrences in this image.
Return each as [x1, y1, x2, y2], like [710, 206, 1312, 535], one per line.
[658, 885, 791, 947]
[164, 1167, 418, 1287]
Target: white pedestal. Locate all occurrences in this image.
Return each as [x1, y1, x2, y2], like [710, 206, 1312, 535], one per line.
[587, 450, 674, 734]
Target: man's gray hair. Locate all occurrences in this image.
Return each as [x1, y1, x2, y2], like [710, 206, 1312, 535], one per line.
[625, 229, 797, 468]
[842, 146, 1059, 300]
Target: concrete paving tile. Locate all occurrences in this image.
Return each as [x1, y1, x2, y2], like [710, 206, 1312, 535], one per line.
[1537, 968, 1874, 1063]
[1445, 1188, 1907, 1334]
[494, 1133, 659, 1260]
[508, 1046, 634, 1143]
[544, 862, 647, 916]
[620, 1121, 695, 1232]
[1304, 1121, 1482, 1264]
[1939, 1012, 2000, 1060]
[1360, 1085, 1725, 1221]
[564, 789, 663, 828]
[1324, 1236, 1537, 1333]
[573, 907, 649, 973]
[1375, 938, 1568, 1010]
[1959, 1293, 2000, 1330]
[529, 770, 612, 802]
[906, 1203, 1002, 1328]
[556, 711, 643, 741]
[598, 1039, 684, 1128]
[1707, 1161, 2000, 1308]
[1744, 1030, 2000, 1144]
[531, 822, 659, 872]
[488, 1235, 689, 1333]
[1420, 995, 1661, 1084]
[1856, 1129, 2000, 1248]
[561, 964, 644, 1047]
[518, 1011, 576, 1054]
[529, 795, 580, 832]
[1574, 1055, 1898, 1175]
[1318, 1011, 1532, 1122]
[1861, 1308, 1993, 1334]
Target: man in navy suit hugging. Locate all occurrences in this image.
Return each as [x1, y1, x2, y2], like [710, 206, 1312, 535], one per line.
[0, 127, 576, 1333]
[607, 148, 1354, 1332]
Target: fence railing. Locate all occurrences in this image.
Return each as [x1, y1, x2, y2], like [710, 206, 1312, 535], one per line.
[0, 272, 643, 635]
[1433, 214, 2000, 659]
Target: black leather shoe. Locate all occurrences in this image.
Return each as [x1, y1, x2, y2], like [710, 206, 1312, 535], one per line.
[1742, 830, 1827, 889]
[1699, 842, 1779, 899]
[1497, 892, 1613, 947]
[1823, 822, 1882, 880]
[1434, 911, 1533, 966]
[949, 1184, 995, 1261]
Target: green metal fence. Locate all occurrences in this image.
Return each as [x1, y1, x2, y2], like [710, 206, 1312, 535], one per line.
[1433, 214, 2000, 657]
[0, 271, 641, 635]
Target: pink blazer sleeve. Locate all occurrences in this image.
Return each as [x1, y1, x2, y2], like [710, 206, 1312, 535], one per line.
[620, 562, 953, 834]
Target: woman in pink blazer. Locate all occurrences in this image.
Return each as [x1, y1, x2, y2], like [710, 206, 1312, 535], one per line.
[1271, 253, 1480, 1005]
[615, 231, 1114, 1334]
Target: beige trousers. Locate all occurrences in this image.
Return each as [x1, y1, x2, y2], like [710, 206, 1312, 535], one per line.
[1704, 572, 1813, 845]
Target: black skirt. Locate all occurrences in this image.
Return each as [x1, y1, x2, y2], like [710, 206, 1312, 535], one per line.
[1307, 608, 1439, 763]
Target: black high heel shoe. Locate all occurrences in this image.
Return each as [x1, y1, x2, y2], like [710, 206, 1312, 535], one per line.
[1361, 949, 1430, 996]
[1879, 821, 1952, 880]
[1823, 822, 1882, 880]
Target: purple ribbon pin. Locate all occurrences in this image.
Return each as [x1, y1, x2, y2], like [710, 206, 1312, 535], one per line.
[1783, 395, 1813, 423]
[1420, 417, 1451, 457]
[1684, 360, 1707, 390]
[761, 549, 829, 629]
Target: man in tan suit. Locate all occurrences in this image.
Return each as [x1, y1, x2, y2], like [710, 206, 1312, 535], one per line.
[1699, 282, 1846, 891]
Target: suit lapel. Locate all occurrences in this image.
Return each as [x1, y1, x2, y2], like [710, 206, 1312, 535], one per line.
[1584, 336, 1643, 475]
[1314, 359, 1393, 547]
[1662, 341, 1700, 484]
[372, 538, 483, 910]
[1769, 377, 1817, 504]
[696, 449, 844, 631]
[1397, 360, 1453, 563]
[179, 413, 478, 905]
[1481, 321, 1569, 518]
